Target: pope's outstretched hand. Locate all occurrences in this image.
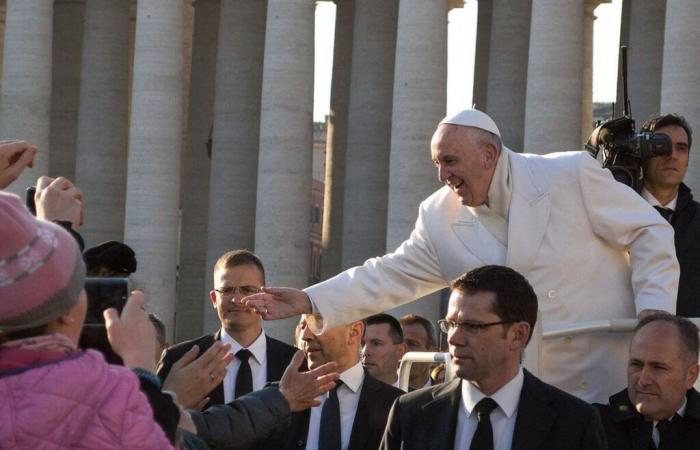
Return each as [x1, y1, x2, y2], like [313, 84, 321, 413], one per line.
[243, 287, 313, 320]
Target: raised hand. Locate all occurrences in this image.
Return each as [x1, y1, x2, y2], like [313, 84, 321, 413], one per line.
[163, 342, 234, 410]
[0, 140, 37, 189]
[104, 290, 157, 372]
[243, 287, 313, 320]
[278, 351, 339, 412]
[35, 176, 85, 228]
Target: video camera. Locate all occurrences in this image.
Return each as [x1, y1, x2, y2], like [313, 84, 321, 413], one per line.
[585, 47, 672, 192]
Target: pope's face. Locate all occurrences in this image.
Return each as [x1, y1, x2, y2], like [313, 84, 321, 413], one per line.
[430, 124, 498, 207]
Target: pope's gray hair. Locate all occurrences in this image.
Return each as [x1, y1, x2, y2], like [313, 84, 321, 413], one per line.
[468, 127, 503, 153]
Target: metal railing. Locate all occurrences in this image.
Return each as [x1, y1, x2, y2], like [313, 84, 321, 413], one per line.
[398, 317, 700, 392]
[398, 351, 452, 392]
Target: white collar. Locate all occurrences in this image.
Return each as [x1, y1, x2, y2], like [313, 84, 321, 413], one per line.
[220, 328, 266, 365]
[470, 147, 512, 220]
[339, 361, 365, 393]
[461, 366, 524, 419]
[641, 187, 678, 210]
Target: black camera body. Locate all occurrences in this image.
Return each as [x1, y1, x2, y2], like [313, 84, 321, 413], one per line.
[586, 46, 673, 192]
[586, 116, 672, 192]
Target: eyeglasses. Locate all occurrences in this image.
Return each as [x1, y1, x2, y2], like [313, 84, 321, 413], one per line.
[214, 286, 261, 298]
[438, 319, 515, 335]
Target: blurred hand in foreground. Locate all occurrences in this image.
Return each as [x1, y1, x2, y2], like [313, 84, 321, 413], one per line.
[35, 176, 84, 228]
[279, 350, 339, 412]
[163, 341, 234, 410]
[104, 290, 157, 372]
[0, 140, 36, 189]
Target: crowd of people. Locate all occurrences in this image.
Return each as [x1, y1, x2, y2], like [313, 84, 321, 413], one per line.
[0, 108, 698, 449]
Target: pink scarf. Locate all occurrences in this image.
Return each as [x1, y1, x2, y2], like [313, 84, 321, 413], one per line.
[0, 333, 77, 372]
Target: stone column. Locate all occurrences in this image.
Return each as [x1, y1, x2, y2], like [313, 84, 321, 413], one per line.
[340, 0, 398, 269]
[524, 0, 584, 153]
[661, 0, 700, 191]
[627, 0, 666, 124]
[203, 0, 266, 333]
[472, 0, 492, 111]
[580, 0, 596, 143]
[385, 0, 447, 324]
[0, 0, 53, 196]
[485, 0, 531, 150]
[255, 0, 314, 342]
[0, 2, 5, 92]
[177, 0, 220, 341]
[74, 0, 130, 247]
[321, 0, 354, 280]
[124, 0, 183, 338]
[49, 0, 85, 181]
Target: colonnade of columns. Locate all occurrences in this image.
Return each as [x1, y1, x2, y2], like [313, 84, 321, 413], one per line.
[0, 0, 698, 343]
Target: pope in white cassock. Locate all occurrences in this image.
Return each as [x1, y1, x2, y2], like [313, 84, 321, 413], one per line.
[246, 109, 679, 403]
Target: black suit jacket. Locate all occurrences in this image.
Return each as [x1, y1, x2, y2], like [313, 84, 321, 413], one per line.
[594, 387, 700, 450]
[264, 369, 403, 450]
[668, 184, 700, 317]
[381, 369, 607, 450]
[157, 330, 298, 406]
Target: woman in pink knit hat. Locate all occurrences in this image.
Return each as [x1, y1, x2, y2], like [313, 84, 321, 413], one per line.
[0, 191, 174, 449]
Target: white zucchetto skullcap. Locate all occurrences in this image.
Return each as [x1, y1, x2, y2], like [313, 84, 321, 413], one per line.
[440, 109, 501, 138]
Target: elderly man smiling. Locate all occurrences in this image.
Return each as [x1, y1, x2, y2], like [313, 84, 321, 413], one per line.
[247, 109, 679, 403]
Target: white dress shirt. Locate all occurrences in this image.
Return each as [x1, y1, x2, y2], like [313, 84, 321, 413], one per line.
[305, 361, 364, 450]
[454, 367, 524, 450]
[221, 328, 268, 403]
[642, 187, 678, 210]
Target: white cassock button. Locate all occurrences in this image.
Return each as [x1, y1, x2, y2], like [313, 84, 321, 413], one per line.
[547, 290, 556, 299]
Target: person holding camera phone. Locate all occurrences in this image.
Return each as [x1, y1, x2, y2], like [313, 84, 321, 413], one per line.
[0, 191, 174, 449]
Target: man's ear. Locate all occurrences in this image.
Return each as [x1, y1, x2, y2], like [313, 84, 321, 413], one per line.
[686, 362, 699, 390]
[349, 321, 365, 343]
[209, 290, 217, 307]
[482, 143, 499, 169]
[509, 322, 530, 351]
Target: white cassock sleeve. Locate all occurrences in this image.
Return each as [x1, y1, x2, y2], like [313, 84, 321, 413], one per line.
[576, 152, 678, 314]
[304, 200, 447, 333]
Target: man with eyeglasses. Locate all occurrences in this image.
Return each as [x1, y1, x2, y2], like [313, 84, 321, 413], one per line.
[381, 265, 606, 450]
[158, 249, 298, 406]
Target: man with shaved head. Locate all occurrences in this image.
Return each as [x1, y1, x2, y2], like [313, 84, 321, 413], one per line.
[595, 315, 700, 449]
[247, 109, 679, 403]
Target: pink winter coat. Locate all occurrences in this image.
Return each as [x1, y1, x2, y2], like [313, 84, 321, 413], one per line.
[0, 348, 174, 449]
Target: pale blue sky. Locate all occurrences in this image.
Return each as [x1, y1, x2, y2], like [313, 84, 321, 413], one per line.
[313, 0, 622, 122]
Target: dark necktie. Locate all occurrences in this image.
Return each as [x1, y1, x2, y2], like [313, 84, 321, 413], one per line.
[470, 397, 498, 450]
[319, 380, 343, 450]
[654, 205, 673, 222]
[656, 416, 676, 450]
[235, 349, 253, 398]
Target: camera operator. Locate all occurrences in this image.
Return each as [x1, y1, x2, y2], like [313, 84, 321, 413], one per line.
[640, 114, 699, 317]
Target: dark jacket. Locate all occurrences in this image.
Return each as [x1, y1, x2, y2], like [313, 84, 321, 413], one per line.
[157, 330, 298, 406]
[669, 184, 700, 317]
[381, 369, 607, 450]
[594, 387, 700, 450]
[190, 386, 293, 450]
[264, 370, 403, 450]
